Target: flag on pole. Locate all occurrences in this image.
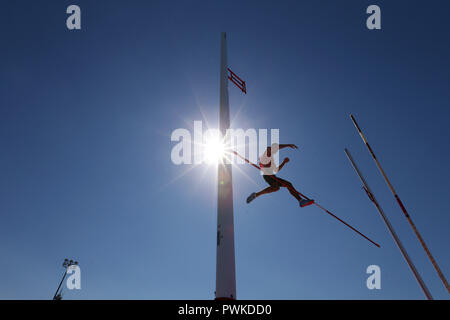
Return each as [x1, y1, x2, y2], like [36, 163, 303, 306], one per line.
[227, 68, 246, 94]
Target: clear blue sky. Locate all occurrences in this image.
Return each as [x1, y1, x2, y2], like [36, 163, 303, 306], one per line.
[0, 0, 449, 299]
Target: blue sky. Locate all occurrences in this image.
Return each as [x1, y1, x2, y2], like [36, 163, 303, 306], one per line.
[0, 0, 449, 299]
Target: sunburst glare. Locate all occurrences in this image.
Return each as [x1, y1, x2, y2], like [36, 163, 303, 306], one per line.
[203, 132, 226, 164]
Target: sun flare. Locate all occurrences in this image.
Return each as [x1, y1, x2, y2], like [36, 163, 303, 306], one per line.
[203, 134, 226, 164]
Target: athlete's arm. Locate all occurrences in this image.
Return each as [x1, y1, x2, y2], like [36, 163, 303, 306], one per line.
[279, 144, 298, 150]
[277, 157, 290, 172]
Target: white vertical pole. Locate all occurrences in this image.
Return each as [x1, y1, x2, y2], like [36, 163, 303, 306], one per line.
[215, 32, 236, 300]
[344, 148, 433, 300]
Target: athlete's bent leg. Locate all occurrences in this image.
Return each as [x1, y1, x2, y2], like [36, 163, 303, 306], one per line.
[276, 178, 302, 202]
[276, 177, 315, 207]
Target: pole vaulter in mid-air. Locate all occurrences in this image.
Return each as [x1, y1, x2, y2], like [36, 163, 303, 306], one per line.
[231, 148, 380, 248]
[245, 143, 315, 208]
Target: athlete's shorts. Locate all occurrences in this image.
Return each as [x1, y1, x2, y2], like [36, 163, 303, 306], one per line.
[263, 175, 283, 188]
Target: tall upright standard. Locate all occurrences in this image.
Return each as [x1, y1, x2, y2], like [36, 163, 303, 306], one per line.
[350, 114, 449, 294]
[215, 32, 236, 300]
[345, 149, 433, 300]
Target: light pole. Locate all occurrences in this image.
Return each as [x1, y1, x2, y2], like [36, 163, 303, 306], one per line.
[53, 258, 78, 300]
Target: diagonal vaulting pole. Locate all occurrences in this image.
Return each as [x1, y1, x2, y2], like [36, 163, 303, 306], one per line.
[345, 148, 433, 300]
[350, 114, 449, 294]
[215, 32, 236, 300]
[231, 150, 380, 248]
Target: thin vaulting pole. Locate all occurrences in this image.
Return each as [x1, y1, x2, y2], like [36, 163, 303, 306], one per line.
[345, 148, 433, 300]
[350, 114, 450, 294]
[231, 150, 380, 248]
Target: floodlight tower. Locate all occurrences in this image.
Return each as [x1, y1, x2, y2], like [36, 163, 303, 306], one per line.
[215, 32, 236, 300]
[53, 258, 78, 300]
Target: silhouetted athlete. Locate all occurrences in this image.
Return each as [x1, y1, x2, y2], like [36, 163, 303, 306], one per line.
[246, 143, 314, 207]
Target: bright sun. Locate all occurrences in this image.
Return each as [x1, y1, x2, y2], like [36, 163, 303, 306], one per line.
[203, 134, 225, 164]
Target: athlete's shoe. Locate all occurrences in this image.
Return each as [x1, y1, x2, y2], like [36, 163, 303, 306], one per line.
[299, 199, 314, 207]
[246, 193, 257, 204]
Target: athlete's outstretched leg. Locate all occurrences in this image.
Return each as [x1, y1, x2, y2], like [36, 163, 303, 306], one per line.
[256, 186, 280, 197]
[247, 185, 279, 203]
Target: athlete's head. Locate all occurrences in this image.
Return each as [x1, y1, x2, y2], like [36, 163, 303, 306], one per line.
[270, 143, 279, 154]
